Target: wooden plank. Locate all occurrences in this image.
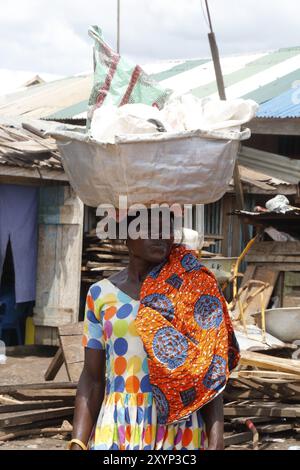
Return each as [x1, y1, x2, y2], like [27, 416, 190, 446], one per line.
[87, 261, 126, 269]
[0, 396, 22, 405]
[224, 432, 253, 447]
[91, 253, 129, 262]
[240, 350, 300, 375]
[234, 377, 280, 400]
[224, 402, 300, 418]
[230, 417, 277, 425]
[283, 296, 300, 307]
[58, 322, 84, 382]
[0, 406, 74, 428]
[85, 245, 128, 254]
[5, 345, 56, 357]
[59, 323, 83, 337]
[8, 390, 76, 402]
[248, 242, 300, 255]
[0, 165, 68, 182]
[284, 272, 300, 286]
[44, 347, 64, 381]
[0, 418, 67, 437]
[60, 336, 84, 365]
[0, 399, 74, 413]
[256, 423, 293, 434]
[67, 363, 84, 382]
[223, 387, 267, 401]
[247, 263, 300, 272]
[247, 255, 300, 263]
[0, 382, 77, 394]
[249, 117, 300, 136]
[228, 380, 300, 402]
[237, 370, 300, 381]
[0, 422, 72, 442]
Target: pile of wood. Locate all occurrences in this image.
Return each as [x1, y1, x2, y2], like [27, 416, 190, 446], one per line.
[81, 229, 129, 287]
[0, 382, 76, 443]
[246, 241, 300, 308]
[223, 350, 300, 448]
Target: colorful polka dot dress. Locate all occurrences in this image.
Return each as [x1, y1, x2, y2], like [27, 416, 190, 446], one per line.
[82, 278, 208, 450]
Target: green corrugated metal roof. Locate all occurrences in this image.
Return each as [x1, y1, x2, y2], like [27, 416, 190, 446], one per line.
[191, 47, 300, 101]
[150, 59, 209, 82]
[45, 99, 89, 120]
[242, 69, 300, 104]
[1, 46, 300, 121]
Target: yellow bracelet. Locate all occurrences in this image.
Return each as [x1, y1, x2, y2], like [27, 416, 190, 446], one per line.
[67, 438, 88, 450]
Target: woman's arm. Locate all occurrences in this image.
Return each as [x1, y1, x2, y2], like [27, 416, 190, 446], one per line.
[201, 393, 224, 450]
[70, 348, 106, 450]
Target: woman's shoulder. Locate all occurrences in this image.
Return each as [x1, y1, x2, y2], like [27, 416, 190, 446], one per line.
[86, 279, 122, 319]
[88, 278, 119, 301]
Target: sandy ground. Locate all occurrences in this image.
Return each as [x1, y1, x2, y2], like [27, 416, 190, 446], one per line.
[0, 348, 69, 385]
[1, 349, 300, 451]
[1, 435, 299, 451]
[0, 437, 67, 450]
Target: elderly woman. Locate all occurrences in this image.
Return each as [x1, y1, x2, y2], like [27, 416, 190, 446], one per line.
[69, 212, 239, 451]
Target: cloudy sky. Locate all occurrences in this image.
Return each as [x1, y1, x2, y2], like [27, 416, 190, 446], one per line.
[0, 0, 299, 92]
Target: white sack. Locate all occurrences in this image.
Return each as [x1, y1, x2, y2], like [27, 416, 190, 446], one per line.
[89, 96, 258, 144]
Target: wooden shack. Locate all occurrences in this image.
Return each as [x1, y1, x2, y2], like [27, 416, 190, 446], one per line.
[0, 119, 83, 345]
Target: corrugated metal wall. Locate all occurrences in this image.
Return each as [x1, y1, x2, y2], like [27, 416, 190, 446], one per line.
[204, 200, 223, 254]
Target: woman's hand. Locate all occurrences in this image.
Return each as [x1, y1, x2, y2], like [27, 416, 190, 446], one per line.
[71, 348, 106, 449]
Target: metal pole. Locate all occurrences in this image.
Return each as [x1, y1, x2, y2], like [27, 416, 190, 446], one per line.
[117, 0, 120, 54]
[205, 0, 226, 100]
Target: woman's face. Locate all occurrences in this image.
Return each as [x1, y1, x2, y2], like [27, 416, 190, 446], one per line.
[127, 213, 174, 264]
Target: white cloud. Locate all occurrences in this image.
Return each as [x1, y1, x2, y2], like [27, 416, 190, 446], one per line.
[0, 0, 299, 77]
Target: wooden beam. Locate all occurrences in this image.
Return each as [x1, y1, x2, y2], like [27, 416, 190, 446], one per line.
[249, 118, 300, 136]
[58, 323, 84, 383]
[240, 350, 300, 375]
[0, 398, 74, 413]
[0, 382, 77, 394]
[256, 423, 294, 434]
[0, 423, 72, 442]
[0, 406, 74, 428]
[224, 403, 300, 418]
[224, 431, 253, 447]
[44, 348, 64, 381]
[0, 165, 68, 183]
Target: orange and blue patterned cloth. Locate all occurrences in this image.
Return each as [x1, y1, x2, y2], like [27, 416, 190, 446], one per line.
[135, 244, 240, 425]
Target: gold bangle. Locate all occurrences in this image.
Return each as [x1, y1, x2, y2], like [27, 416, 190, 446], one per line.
[67, 438, 88, 450]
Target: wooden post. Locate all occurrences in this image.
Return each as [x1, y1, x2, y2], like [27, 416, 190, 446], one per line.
[207, 32, 226, 101]
[204, 0, 245, 251]
[205, 2, 244, 203]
